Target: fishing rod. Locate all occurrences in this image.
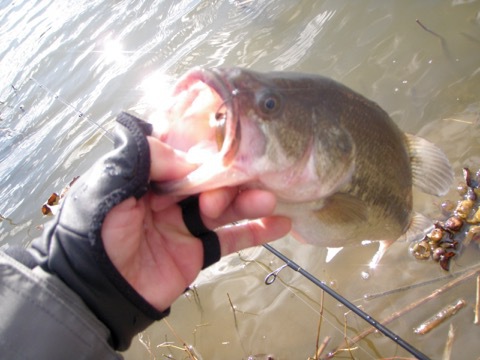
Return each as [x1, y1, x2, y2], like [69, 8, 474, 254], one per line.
[262, 243, 430, 360]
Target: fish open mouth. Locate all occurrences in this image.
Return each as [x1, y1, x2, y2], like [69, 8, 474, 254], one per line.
[157, 68, 239, 166]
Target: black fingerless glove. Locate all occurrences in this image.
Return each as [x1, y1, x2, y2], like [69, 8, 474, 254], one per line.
[22, 112, 168, 350]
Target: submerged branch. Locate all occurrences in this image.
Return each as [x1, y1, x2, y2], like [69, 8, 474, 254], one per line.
[442, 324, 455, 360]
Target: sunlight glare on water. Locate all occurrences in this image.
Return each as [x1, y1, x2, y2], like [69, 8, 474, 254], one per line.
[102, 36, 127, 65]
[0, 0, 480, 359]
[137, 70, 177, 132]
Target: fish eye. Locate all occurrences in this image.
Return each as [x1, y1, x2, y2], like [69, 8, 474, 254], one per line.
[265, 97, 277, 110]
[258, 93, 282, 115]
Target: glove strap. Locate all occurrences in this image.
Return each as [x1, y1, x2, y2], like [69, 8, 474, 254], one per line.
[178, 196, 221, 269]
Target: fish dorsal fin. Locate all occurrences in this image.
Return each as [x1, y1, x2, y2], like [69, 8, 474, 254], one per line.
[406, 134, 454, 196]
[397, 212, 433, 242]
[314, 193, 368, 225]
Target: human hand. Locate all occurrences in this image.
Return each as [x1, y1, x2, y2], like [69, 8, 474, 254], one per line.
[28, 112, 290, 349]
[102, 136, 292, 311]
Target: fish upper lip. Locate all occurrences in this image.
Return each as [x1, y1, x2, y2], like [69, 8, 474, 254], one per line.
[200, 68, 233, 100]
[172, 67, 233, 102]
[172, 67, 239, 164]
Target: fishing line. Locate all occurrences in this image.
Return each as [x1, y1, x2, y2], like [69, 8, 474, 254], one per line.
[262, 243, 430, 360]
[28, 76, 115, 142]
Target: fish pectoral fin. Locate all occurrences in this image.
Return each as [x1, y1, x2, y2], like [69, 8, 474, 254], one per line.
[397, 212, 433, 242]
[368, 240, 394, 269]
[406, 133, 454, 196]
[313, 193, 368, 225]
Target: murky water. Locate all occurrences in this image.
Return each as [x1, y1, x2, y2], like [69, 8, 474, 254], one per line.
[1, 0, 480, 358]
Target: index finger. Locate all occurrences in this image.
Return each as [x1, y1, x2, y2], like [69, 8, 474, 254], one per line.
[218, 216, 292, 256]
[199, 187, 278, 228]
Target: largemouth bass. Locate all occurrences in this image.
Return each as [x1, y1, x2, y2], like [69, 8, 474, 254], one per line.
[152, 67, 453, 267]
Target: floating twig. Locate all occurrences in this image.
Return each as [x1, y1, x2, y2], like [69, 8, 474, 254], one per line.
[137, 332, 156, 360]
[443, 324, 455, 360]
[464, 225, 480, 247]
[191, 323, 210, 348]
[363, 265, 480, 307]
[415, 19, 450, 59]
[0, 214, 17, 226]
[226, 292, 258, 333]
[363, 271, 457, 301]
[162, 318, 199, 360]
[227, 293, 239, 332]
[475, 275, 480, 325]
[309, 291, 326, 360]
[414, 299, 466, 335]
[343, 311, 356, 360]
[315, 291, 325, 357]
[317, 337, 331, 359]
[416, 19, 444, 40]
[185, 285, 203, 314]
[443, 117, 475, 125]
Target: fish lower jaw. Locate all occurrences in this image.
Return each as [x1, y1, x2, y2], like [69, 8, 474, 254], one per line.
[156, 161, 255, 196]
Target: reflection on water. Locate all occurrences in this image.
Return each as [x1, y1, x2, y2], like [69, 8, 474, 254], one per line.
[1, 0, 480, 358]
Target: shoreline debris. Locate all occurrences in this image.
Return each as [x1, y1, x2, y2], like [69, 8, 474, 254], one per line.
[475, 275, 480, 325]
[410, 167, 480, 271]
[41, 176, 79, 216]
[325, 263, 480, 358]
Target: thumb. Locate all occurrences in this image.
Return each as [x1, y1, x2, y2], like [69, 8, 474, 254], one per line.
[148, 137, 198, 182]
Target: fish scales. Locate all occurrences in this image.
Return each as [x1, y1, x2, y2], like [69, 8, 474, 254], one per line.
[329, 80, 413, 235]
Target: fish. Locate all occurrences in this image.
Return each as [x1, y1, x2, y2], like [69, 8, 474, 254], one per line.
[152, 67, 454, 267]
